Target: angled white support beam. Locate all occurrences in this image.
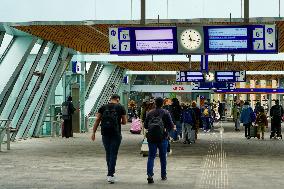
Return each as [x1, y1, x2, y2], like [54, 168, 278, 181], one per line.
[85, 65, 115, 116]
[0, 32, 5, 47]
[0, 36, 37, 115]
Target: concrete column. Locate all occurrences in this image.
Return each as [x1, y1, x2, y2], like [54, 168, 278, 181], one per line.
[250, 80, 256, 107]
[272, 80, 278, 101]
[79, 62, 86, 132]
[260, 80, 267, 107]
[239, 81, 247, 101]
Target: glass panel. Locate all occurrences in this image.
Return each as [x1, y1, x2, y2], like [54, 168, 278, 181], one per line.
[12, 43, 49, 137]
[250, 0, 279, 17]
[0, 33, 13, 55]
[17, 46, 61, 138]
[146, 0, 242, 19]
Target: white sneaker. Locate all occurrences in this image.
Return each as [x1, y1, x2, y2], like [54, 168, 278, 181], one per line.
[107, 176, 116, 184]
[107, 176, 112, 183]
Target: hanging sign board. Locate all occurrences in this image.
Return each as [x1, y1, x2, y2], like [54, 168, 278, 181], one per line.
[204, 25, 277, 54]
[109, 27, 177, 54]
[215, 71, 246, 82]
[109, 25, 277, 55]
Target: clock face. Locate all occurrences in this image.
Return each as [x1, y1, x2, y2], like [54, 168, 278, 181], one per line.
[180, 29, 202, 51]
[204, 72, 215, 82]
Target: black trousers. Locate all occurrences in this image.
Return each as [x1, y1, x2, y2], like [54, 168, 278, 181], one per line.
[63, 119, 73, 138]
[244, 122, 251, 137]
[271, 118, 281, 136]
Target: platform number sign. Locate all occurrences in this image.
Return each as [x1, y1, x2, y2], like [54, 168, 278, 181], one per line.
[252, 25, 276, 52]
[109, 28, 131, 54]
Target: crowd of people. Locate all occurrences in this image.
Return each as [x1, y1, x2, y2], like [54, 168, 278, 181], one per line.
[90, 94, 284, 185]
[139, 97, 215, 144]
[233, 99, 283, 139]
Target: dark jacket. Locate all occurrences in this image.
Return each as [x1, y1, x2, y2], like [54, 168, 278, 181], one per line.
[144, 108, 174, 139]
[240, 105, 253, 124]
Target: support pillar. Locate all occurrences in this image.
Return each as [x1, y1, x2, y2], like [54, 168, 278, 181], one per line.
[80, 62, 86, 132]
[244, 0, 249, 23]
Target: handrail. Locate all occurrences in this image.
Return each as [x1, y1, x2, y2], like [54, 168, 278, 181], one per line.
[0, 119, 14, 151]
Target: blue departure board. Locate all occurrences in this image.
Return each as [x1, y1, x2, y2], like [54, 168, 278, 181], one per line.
[176, 71, 204, 82]
[215, 71, 246, 82]
[204, 25, 277, 54]
[109, 27, 178, 54]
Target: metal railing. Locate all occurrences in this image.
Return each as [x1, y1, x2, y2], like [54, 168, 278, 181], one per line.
[0, 119, 17, 151]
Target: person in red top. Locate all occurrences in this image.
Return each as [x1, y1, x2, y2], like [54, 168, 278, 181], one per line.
[255, 107, 268, 140]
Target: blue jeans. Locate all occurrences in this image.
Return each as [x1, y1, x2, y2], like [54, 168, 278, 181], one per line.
[147, 139, 168, 177]
[102, 135, 122, 176]
[203, 117, 211, 131]
[171, 121, 182, 140]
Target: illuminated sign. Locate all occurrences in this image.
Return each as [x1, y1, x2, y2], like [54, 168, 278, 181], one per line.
[109, 27, 177, 54]
[176, 71, 204, 82]
[204, 25, 277, 54]
[109, 25, 277, 55]
[215, 71, 246, 82]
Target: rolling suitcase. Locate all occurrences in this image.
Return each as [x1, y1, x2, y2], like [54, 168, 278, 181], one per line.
[140, 138, 149, 157]
[130, 118, 142, 134]
[249, 125, 257, 138]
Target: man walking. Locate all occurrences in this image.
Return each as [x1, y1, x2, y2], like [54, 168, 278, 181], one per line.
[91, 94, 127, 184]
[144, 97, 174, 184]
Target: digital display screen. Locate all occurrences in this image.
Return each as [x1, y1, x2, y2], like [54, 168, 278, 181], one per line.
[133, 27, 177, 54]
[204, 25, 277, 54]
[215, 71, 246, 82]
[176, 71, 204, 82]
[206, 27, 248, 51]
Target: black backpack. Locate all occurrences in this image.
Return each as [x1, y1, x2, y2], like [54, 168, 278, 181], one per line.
[273, 105, 282, 118]
[61, 101, 70, 120]
[146, 111, 165, 143]
[100, 105, 120, 136]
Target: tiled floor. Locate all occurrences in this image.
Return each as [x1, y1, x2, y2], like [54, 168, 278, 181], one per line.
[1, 122, 284, 189]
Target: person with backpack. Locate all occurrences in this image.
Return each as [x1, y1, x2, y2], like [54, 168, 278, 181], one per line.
[255, 107, 268, 140]
[240, 101, 255, 139]
[61, 96, 76, 138]
[144, 97, 175, 184]
[182, 105, 196, 144]
[270, 99, 284, 138]
[91, 94, 127, 184]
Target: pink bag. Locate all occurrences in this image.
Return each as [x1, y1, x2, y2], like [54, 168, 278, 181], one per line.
[130, 118, 142, 134]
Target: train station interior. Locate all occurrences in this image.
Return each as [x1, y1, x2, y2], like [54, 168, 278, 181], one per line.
[1, 0, 284, 188]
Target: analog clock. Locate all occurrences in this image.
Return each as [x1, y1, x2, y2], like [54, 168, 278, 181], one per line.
[204, 72, 215, 82]
[180, 29, 202, 51]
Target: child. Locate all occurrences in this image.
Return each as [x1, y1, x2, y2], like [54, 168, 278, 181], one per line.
[255, 107, 268, 140]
